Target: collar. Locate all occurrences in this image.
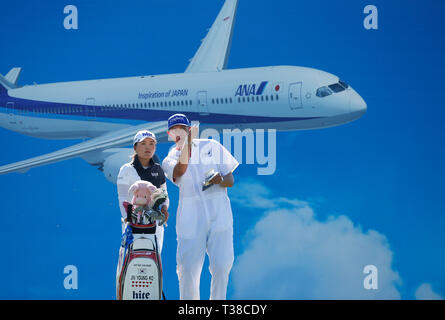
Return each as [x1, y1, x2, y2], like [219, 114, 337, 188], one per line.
[132, 155, 154, 170]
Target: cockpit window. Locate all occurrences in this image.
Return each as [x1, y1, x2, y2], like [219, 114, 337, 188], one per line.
[328, 83, 345, 93]
[338, 80, 349, 89]
[316, 86, 332, 98]
[317, 80, 350, 98]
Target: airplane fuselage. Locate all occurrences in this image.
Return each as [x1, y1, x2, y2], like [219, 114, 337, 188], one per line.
[0, 65, 366, 142]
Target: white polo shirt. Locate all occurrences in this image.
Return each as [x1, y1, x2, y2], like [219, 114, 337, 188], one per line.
[162, 139, 239, 239]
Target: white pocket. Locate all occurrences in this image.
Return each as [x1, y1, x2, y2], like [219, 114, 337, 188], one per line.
[176, 199, 198, 239]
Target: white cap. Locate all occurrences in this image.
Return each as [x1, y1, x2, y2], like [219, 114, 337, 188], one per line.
[133, 130, 157, 145]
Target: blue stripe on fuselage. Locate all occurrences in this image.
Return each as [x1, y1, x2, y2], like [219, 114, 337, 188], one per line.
[0, 92, 322, 125]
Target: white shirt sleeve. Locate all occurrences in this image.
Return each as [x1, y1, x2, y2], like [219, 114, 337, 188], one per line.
[162, 149, 181, 186]
[214, 140, 239, 176]
[117, 165, 132, 220]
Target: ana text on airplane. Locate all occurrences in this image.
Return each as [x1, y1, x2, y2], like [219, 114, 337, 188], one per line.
[235, 81, 269, 97]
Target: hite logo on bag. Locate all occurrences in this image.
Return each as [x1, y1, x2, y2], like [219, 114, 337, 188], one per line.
[132, 290, 150, 299]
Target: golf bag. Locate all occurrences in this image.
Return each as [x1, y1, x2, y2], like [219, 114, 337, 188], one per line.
[116, 202, 165, 300]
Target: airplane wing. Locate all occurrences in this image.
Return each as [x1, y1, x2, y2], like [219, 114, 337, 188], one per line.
[185, 0, 238, 73]
[0, 121, 167, 175]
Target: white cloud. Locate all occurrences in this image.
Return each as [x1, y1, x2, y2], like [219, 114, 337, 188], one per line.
[230, 180, 402, 299]
[231, 180, 309, 210]
[415, 283, 443, 300]
[230, 181, 277, 209]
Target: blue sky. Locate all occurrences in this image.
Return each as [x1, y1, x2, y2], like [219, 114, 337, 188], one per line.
[0, 0, 444, 299]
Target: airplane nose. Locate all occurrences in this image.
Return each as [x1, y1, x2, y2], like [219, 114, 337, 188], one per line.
[349, 89, 367, 115]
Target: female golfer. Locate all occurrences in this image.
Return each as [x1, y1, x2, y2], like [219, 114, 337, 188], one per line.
[116, 129, 169, 248]
[115, 130, 169, 298]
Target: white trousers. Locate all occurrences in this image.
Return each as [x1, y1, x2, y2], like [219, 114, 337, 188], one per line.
[177, 225, 234, 300]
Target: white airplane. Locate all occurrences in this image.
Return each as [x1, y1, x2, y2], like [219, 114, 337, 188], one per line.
[0, 0, 366, 183]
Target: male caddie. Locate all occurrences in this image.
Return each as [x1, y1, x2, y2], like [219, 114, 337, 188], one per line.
[162, 114, 239, 300]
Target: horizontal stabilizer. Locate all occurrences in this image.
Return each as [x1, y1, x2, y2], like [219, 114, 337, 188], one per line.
[0, 67, 22, 91]
[5, 68, 22, 86]
[5, 67, 21, 86]
[0, 73, 15, 92]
